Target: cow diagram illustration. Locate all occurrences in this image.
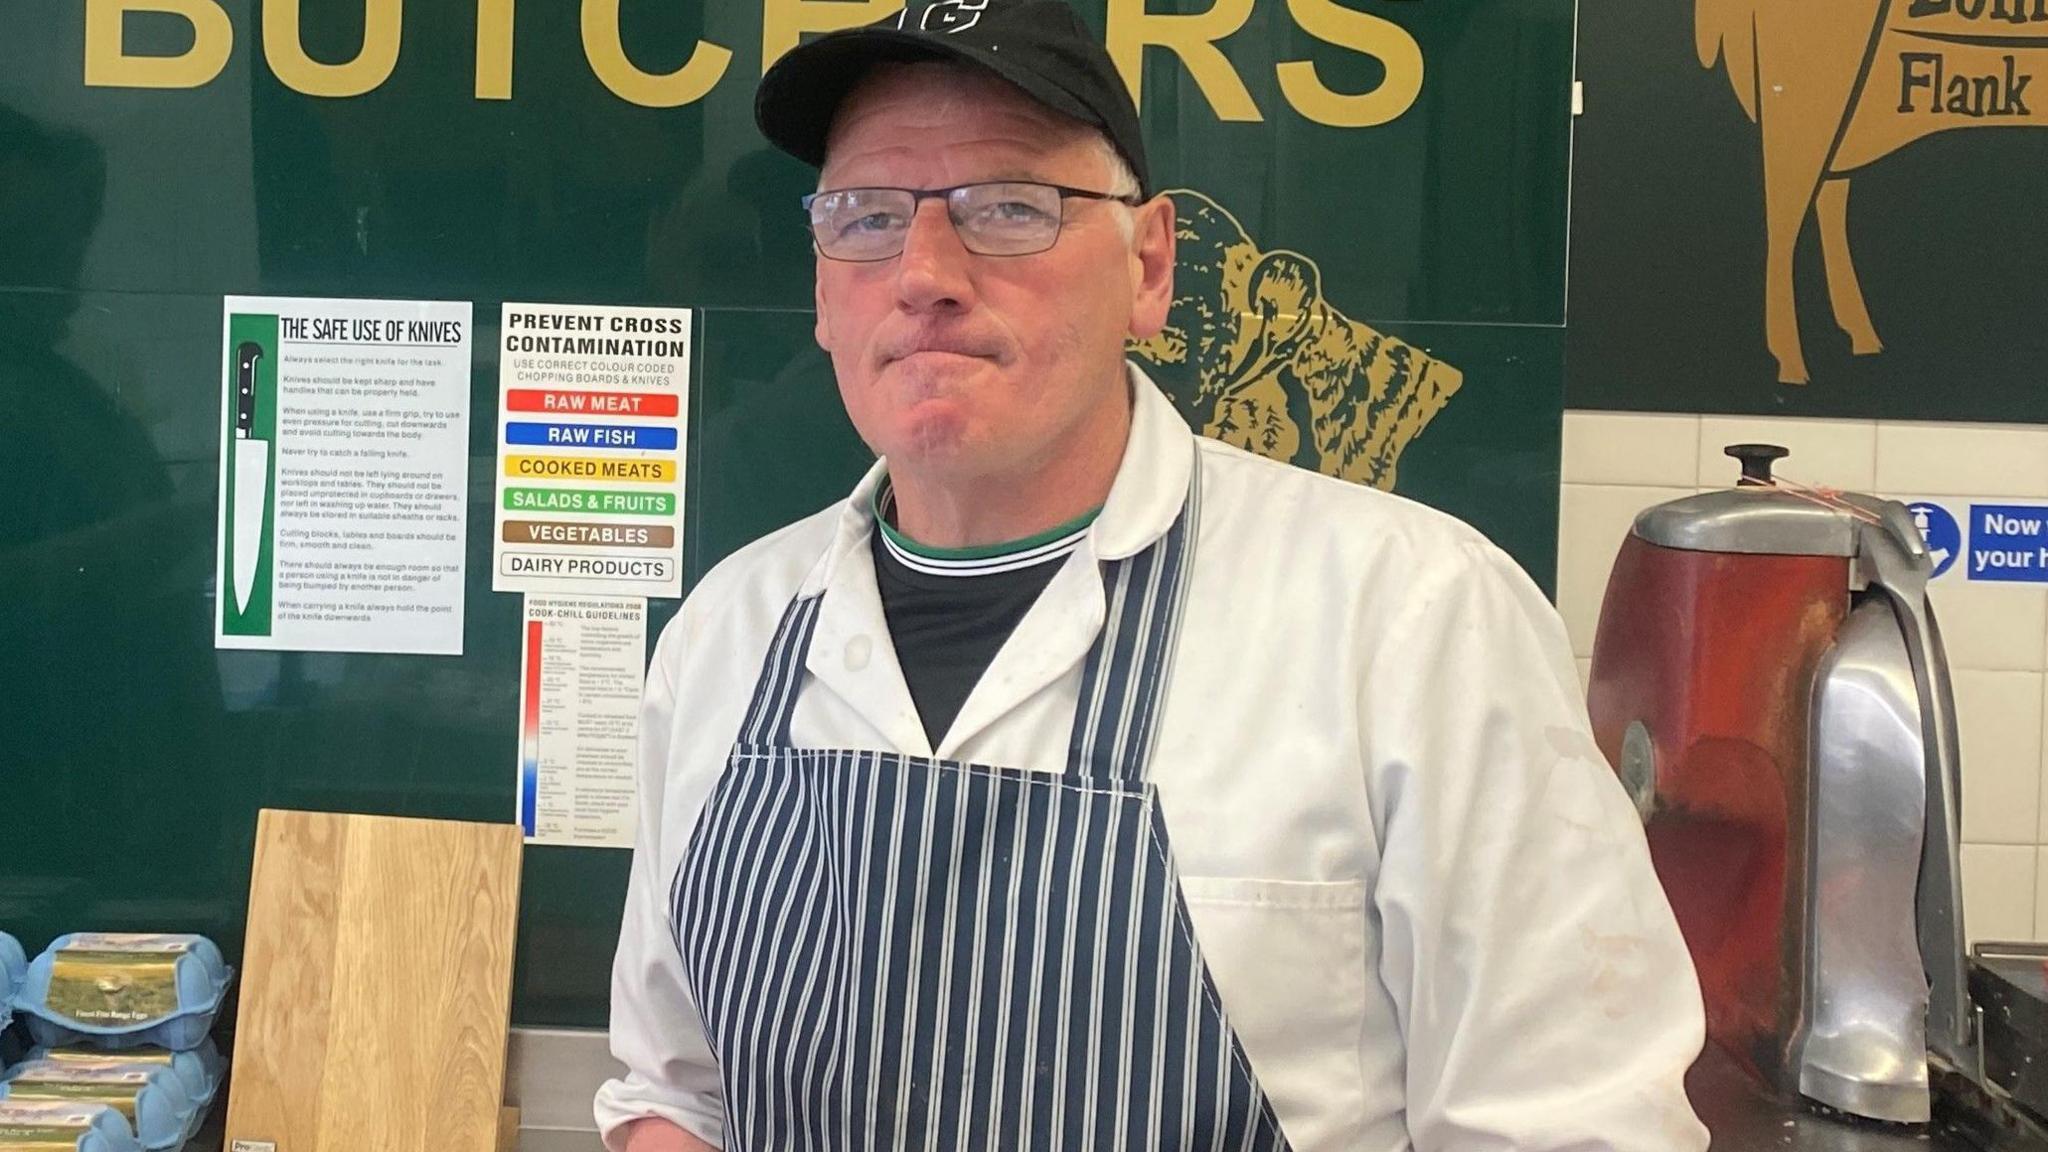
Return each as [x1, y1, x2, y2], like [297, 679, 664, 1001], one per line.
[1130, 190, 1464, 490]
[1697, 0, 2047, 384]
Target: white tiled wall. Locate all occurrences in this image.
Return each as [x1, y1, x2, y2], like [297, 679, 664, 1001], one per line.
[1559, 411, 2048, 944]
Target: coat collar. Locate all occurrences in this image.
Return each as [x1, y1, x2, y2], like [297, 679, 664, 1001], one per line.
[796, 362, 1195, 758]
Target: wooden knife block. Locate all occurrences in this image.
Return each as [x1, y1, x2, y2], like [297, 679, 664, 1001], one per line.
[225, 810, 524, 1152]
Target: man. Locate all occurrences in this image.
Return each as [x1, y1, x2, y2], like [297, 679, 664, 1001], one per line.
[598, 2, 1708, 1149]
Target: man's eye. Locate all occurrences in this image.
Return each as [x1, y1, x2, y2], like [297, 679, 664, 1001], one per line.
[839, 211, 906, 236]
[965, 199, 1054, 232]
[989, 200, 1052, 223]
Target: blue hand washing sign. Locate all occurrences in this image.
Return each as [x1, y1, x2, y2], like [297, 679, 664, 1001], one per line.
[1969, 504, 2048, 583]
[1908, 502, 1961, 579]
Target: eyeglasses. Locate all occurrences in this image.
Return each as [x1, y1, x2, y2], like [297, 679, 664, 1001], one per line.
[801, 180, 1141, 262]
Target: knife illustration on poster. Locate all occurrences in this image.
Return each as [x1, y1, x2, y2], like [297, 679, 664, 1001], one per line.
[231, 340, 268, 618]
[218, 312, 277, 639]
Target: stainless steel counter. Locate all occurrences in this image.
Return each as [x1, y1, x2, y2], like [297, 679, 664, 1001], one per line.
[1686, 1043, 2035, 1151]
[179, 1026, 621, 1152]
[505, 1129, 606, 1152]
[182, 1113, 605, 1152]
[183, 1038, 2033, 1152]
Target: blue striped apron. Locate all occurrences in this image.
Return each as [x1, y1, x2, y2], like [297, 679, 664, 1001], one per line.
[671, 474, 1292, 1152]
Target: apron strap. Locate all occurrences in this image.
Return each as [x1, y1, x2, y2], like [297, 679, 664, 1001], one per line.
[1067, 448, 1202, 786]
[736, 591, 825, 747]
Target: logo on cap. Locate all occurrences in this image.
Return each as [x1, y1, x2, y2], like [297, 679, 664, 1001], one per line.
[898, 0, 989, 34]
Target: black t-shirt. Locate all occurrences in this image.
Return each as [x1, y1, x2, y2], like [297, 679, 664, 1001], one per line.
[870, 528, 1066, 750]
[868, 479, 1100, 749]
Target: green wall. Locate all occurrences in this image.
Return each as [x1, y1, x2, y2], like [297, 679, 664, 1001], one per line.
[0, 0, 1572, 1026]
[1568, 0, 2048, 420]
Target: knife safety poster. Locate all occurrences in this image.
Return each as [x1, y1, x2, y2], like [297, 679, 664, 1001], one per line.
[492, 302, 690, 600]
[214, 296, 473, 655]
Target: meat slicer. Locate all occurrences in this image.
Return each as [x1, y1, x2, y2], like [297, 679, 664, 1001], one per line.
[1585, 444, 2048, 1136]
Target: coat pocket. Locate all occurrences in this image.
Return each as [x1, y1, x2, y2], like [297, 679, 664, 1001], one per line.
[1178, 876, 1370, 1152]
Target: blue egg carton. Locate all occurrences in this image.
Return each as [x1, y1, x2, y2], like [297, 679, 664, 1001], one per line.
[0, 932, 24, 1033]
[0, 1057, 197, 1147]
[13, 934, 232, 1052]
[0, 1056, 200, 1151]
[0, 1098, 144, 1152]
[26, 1038, 225, 1111]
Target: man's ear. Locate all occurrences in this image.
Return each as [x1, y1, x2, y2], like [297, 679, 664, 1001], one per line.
[1127, 194, 1177, 343]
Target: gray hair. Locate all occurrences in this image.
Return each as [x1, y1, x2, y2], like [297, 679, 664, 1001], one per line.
[1086, 131, 1142, 243]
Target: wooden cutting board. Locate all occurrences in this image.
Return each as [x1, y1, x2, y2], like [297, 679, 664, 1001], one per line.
[225, 810, 524, 1152]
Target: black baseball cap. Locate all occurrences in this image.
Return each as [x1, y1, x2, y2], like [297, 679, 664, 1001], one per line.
[755, 0, 1152, 198]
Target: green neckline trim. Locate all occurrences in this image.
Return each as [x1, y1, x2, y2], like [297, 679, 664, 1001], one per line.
[871, 479, 1102, 561]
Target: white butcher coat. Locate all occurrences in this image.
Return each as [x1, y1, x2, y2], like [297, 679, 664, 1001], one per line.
[597, 365, 1708, 1152]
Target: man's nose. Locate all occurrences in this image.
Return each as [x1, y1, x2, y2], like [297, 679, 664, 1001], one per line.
[894, 198, 975, 313]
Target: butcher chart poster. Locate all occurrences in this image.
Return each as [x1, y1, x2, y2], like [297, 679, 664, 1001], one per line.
[1569, 0, 2048, 421]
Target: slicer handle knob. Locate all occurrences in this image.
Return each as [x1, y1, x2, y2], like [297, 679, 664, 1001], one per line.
[1725, 443, 1790, 484]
